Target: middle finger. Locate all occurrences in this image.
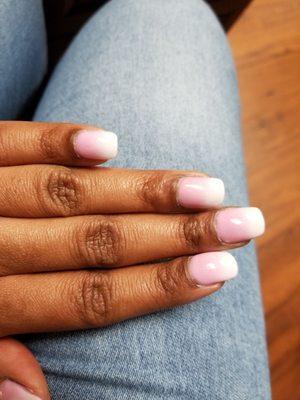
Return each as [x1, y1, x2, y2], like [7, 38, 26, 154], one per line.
[0, 207, 264, 275]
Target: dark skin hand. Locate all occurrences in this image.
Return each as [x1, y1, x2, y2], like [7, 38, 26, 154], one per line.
[0, 121, 249, 399]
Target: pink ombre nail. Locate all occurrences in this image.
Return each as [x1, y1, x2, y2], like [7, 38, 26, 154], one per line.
[0, 380, 41, 400]
[187, 251, 238, 286]
[73, 129, 118, 160]
[215, 207, 265, 243]
[177, 177, 225, 208]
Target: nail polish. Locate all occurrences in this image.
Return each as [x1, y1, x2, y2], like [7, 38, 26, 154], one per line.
[215, 207, 265, 243]
[73, 129, 118, 160]
[177, 177, 225, 208]
[0, 380, 41, 400]
[187, 251, 238, 286]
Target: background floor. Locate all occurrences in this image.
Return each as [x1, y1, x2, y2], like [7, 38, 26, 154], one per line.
[228, 0, 300, 399]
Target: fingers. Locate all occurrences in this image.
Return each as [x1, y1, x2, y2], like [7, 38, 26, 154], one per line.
[0, 338, 49, 400]
[0, 252, 238, 336]
[0, 165, 224, 217]
[0, 121, 118, 166]
[0, 208, 265, 275]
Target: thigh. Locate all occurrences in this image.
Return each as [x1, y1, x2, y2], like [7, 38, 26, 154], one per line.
[0, 0, 47, 119]
[27, 1, 270, 399]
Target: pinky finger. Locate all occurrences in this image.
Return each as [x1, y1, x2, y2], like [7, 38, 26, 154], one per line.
[0, 252, 238, 336]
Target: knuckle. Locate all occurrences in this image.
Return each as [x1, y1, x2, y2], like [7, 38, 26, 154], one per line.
[155, 259, 187, 297]
[136, 171, 207, 211]
[136, 172, 174, 211]
[74, 218, 122, 267]
[72, 271, 114, 327]
[39, 167, 83, 216]
[180, 214, 210, 250]
[39, 125, 63, 160]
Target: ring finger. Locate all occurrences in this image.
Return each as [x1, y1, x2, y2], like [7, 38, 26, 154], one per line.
[0, 252, 238, 337]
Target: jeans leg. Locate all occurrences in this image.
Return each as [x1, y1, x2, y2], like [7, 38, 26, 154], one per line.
[27, 1, 271, 399]
[0, 0, 47, 119]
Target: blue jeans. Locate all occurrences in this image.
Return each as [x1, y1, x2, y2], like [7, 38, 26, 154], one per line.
[0, 0, 271, 398]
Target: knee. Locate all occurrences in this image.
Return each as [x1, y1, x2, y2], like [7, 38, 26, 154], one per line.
[79, 0, 231, 85]
[93, 0, 223, 39]
[80, 0, 231, 87]
[104, 0, 216, 19]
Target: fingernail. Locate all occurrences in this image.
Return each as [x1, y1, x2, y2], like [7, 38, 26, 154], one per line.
[73, 129, 118, 160]
[215, 207, 265, 243]
[177, 177, 225, 208]
[187, 251, 238, 286]
[0, 380, 41, 400]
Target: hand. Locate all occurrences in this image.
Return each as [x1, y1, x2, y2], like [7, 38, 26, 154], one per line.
[0, 121, 265, 399]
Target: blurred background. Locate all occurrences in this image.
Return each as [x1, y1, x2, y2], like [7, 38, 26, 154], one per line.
[44, 1, 300, 398]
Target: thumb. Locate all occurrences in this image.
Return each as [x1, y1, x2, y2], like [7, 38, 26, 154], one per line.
[0, 337, 50, 400]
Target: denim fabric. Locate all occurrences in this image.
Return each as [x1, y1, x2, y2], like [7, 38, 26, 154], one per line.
[0, 0, 47, 119]
[0, 0, 271, 398]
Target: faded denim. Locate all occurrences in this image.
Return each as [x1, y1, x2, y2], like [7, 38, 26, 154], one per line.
[0, 0, 271, 399]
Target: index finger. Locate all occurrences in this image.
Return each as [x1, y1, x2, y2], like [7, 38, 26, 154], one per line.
[0, 121, 118, 166]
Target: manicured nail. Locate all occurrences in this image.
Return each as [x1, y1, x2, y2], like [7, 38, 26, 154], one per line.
[215, 207, 265, 243]
[73, 129, 118, 160]
[0, 380, 41, 400]
[187, 251, 238, 286]
[177, 177, 225, 208]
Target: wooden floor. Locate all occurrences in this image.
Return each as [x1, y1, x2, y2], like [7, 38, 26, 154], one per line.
[228, 1, 300, 399]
